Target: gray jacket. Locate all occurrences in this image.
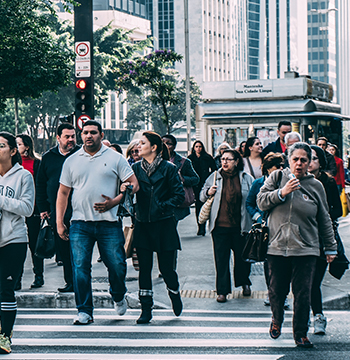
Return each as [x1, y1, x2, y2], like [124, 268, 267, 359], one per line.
[0, 163, 35, 248]
[257, 168, 337, 257]
[200, 170, 254, 233]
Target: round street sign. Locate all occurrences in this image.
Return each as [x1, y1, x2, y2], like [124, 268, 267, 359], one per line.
[77, 115, 91, 130]
[76, 42, 90, 57]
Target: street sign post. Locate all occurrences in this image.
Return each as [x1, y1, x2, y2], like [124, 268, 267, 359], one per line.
[74, 0, 94, 122]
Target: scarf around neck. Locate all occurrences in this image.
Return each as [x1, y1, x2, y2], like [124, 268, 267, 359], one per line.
[141, 152, 163, 177]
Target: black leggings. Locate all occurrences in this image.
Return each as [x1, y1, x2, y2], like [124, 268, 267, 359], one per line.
[0, 243, 27, 337]
[136, 248, 179, 292]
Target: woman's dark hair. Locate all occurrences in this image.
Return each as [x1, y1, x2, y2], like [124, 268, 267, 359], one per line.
[0, 132, 22, 166]
[262, 152, 284, 175]
[329, 143, 340, 157]
[143, 131, 169, 160]
[110, 143, 123, 155]
[222, 149, 244, 171]
[191, 140, 208, 156]
[310, 145, 327, 170]
[288, 142, 312, 162]
[243, 136, 262, 158]
[239, 141, 246, 156]
[16, 134, 38, 160]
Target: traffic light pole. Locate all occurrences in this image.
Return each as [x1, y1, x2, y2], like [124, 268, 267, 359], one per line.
[74, 0, 94, 128]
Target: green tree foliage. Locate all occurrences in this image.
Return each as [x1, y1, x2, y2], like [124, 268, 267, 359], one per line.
[125, 71, 202, 134]
[0, 0, 75, 111]
[115, 50, 185, 133]
[0, 100, 28, 134]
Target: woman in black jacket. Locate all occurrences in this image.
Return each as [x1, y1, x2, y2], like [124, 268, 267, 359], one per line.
[188, 140, 217, 236]
[132, 131, 185, 324]
[308, 145, 342, 335]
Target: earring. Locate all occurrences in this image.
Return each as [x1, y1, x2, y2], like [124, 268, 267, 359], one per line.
[24, 150, 28, 157]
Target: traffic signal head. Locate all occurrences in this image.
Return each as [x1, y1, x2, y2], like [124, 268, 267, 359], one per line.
[75, 79, 90, 113]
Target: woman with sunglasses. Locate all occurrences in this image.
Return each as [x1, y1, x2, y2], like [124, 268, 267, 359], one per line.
[200, 149, 254, 302]
[126, 139, 141, 165]
[0, 132, 35, 354]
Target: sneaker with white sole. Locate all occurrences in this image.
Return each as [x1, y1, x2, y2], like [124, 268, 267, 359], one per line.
[73, 312, 93, 325]
[115, 298, 127, 316]
[0, 334, 11, 354]
[314, 313, 327, 335]
[263, 295, 270, 306]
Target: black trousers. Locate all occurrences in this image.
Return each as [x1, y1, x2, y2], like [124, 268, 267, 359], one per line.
[50, 212, 73, 286]
[310, 257, 328, 316]
[211, 226, 251, 295]
[0, 243, 27, 337]
[136, 248, 179, 293]
[268, 255, 317, 340]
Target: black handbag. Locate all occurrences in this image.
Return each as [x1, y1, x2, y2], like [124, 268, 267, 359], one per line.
[35, 218, 56, 259]
[242, 222, 269, 263]
[117, 185, 134, 219]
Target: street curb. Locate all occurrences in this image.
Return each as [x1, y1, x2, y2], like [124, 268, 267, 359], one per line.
[16, 291, 169, 310]
[323, 293, 350, 310]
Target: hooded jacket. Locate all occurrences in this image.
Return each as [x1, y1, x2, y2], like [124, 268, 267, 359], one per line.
[257, 168, 337, 257]
[0, 163, 35, 247]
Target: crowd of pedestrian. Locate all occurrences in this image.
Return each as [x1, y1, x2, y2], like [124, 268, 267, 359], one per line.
[0, 119, 348, 353]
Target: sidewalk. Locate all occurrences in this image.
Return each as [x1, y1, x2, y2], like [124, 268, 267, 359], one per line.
[17, 209, 350, 311]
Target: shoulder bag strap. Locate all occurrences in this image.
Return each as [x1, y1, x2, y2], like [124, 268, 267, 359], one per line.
[246, 158, 256, 179]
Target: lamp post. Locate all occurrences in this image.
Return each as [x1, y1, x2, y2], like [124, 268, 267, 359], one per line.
[311, 7, 338, 82]
[184, 0, 191, 154]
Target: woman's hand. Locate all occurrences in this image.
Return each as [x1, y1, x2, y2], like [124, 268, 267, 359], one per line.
[326, 254, 336, 263]
[280, 178, 300, 198]
[120, 182, 130, 193]
[208, 185, 217, 196]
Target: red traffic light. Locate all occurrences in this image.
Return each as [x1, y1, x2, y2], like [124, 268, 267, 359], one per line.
[76, 79, 87, 90]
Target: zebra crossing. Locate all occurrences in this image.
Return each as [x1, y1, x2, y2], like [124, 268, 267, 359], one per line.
[6, 308, 313, 359]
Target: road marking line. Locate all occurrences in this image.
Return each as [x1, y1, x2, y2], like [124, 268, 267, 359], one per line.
[1, 354, 285, 360]
[13, 338, 296, 348]
[13, 325, 293, 333]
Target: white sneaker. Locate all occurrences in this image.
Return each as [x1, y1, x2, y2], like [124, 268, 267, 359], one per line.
[263, 295, 270, 306]
[73, 312, 93, 325]
[115, 297, 127, 316]
[314, 313, 327, 335]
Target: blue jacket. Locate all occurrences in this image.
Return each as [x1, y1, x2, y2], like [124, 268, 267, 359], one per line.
[246, 176, 266, 223]
[262, 138, 283, 156]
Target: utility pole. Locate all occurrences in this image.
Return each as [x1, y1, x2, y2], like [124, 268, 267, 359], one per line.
[184, 0, 191, 154]
[74, 0, 94, 130]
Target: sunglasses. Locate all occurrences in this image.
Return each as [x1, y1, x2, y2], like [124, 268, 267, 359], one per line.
[131, 149, 139, 155]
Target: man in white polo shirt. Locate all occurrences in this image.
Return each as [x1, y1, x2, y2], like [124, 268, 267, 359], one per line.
[56, 120, 139, 325]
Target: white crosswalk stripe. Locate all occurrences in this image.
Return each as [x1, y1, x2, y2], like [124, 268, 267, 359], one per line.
[8, 308, 298, 359]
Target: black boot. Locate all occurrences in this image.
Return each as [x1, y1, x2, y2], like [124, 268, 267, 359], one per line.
[30, 275, 44, 289]
[137, 290, 153, 324]
[168, 288, 183, 317]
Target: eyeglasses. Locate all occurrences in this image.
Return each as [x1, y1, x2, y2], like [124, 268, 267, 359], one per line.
[130, 149, 139, 155]
[221, 158, 235, 162]
[312, 156, 319, 161]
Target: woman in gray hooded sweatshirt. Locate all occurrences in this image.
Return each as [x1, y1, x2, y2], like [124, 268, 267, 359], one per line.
[0, 132, 34, 354]
[257, 142, 337, 349]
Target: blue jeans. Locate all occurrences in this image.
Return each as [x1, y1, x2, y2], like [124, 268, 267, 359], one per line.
[69, 221, 127, 316]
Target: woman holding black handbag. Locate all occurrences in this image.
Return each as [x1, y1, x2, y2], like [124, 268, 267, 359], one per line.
[0, 132, 35, 354]
[200, 149, 253, 303]
[308, 145, 345, 335]
[132, 131, 185, 324]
